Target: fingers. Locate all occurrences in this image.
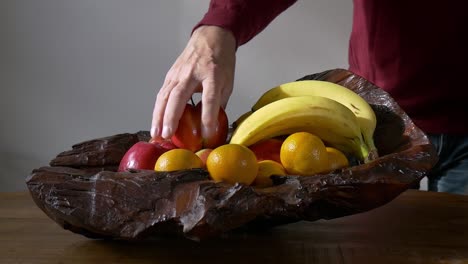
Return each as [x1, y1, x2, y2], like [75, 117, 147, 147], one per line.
[151, 78, 172, 138]
[201, 76, 221, 139]
[151, 65, 194, 139]
[162, 78, 198, 138]
[219, 74, 234, 109]
[151, 26, 236, 141]
[152, 75, 230, 141]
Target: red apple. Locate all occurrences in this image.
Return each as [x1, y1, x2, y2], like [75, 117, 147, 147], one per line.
[118, 141, 167, 172]
[249, 138, 284, 164]
[194, 102, 229, 149]
[171, 104, 202, 152]
[171, 102, 229, 152]
[195, 148, 213, 168]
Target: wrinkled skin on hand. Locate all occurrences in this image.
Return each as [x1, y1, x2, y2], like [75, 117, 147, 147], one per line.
[151, 26, 236, 142]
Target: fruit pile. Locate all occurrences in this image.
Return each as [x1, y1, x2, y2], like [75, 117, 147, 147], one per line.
[118, 80, 378, 188]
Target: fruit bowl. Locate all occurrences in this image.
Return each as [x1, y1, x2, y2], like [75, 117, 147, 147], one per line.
[26, 69, 438, 241]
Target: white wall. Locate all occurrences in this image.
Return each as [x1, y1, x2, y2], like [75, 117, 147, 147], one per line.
[0, 0, 353, 191]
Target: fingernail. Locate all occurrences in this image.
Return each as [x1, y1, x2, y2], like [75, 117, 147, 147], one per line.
[161, 125, 172, 139]
[151, 126, 160, 138]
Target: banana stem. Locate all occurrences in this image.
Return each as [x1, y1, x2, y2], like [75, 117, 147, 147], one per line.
[363, 134, 379, 162]
[360, 143, 371, 163]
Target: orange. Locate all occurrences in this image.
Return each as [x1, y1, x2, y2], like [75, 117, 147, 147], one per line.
[280, 132, 328, 176]
[253, 160, 286, 188]
[325, 147, 349, 172]
[154, 149, 204, 171]
[206, 144, 258, 185]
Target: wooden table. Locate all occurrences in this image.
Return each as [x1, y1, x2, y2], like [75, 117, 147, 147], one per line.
[1, 190, 467, 264]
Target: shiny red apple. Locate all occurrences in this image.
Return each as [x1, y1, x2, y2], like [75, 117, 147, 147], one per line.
[194, 102, 229, 149]
[118, 141, 169, 172]
[170, 104, 202, 152]
[249, 138, 284, 164]
[171, 102, 228, 152]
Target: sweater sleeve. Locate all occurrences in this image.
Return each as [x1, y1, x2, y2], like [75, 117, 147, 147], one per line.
[193, 0, 297, 47]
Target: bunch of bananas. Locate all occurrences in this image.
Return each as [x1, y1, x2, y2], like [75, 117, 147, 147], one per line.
[229, 80, 378, 163]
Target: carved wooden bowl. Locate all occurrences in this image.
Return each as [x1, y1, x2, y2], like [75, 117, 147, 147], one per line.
[26, 69, 438, 241]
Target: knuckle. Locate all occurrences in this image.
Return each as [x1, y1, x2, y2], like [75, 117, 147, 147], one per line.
[203, 92, 218, 105]
[156, 88, 170, 101]
[205, 62, 218, 73]
[164, 71, 175, 83]
[171, 87, 187, 101]
[181, 70, 198, 83]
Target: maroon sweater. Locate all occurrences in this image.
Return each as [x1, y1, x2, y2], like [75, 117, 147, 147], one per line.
[194, 0, 468, 134]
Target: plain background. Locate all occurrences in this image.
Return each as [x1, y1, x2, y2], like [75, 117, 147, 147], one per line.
[1, 0, 355, 191]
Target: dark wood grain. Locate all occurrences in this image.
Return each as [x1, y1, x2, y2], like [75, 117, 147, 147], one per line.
[1, 190, 467, 264]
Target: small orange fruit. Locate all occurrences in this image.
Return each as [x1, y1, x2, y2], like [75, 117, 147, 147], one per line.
[253, 160, 286, 188]
[280, 132, 329, 176]
[206, 144, 258, 185]
[154, 149, 204, 171]
[325, 147, 349, 172]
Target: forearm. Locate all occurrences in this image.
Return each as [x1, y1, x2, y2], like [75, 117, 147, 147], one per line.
[193, 0, 297, 47]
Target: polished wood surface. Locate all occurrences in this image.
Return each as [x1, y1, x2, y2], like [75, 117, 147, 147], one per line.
[1, 190, 467, 264]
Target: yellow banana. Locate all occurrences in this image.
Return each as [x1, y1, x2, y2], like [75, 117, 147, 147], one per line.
[251, 80, 378, 159]
[230, 95, 370, 161]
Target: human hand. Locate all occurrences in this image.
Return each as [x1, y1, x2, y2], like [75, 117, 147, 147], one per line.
[151, 26, 236, 141]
